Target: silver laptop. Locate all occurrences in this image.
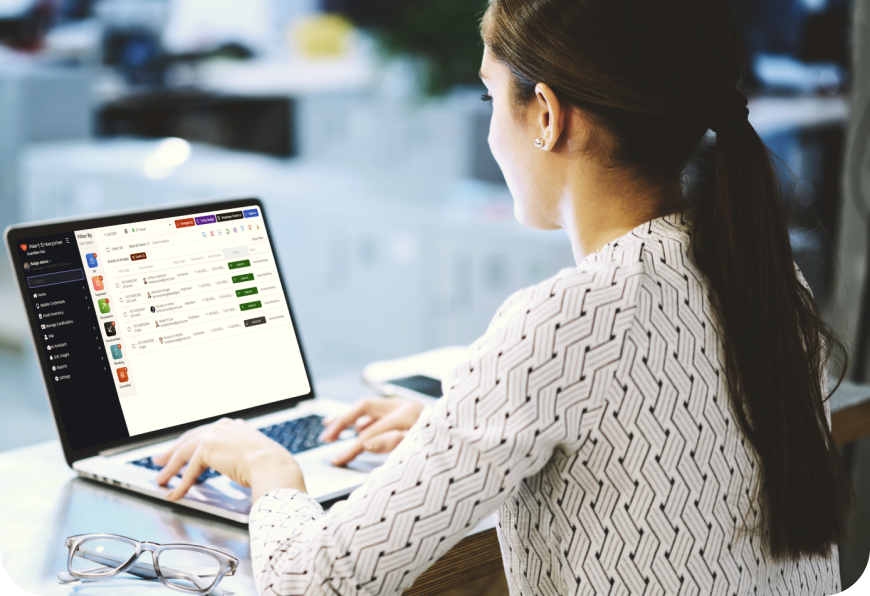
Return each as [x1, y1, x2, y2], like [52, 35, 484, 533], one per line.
[5, 198, 379, 523]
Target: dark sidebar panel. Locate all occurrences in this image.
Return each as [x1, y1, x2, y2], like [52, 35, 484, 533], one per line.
[15, 233, 130, 452]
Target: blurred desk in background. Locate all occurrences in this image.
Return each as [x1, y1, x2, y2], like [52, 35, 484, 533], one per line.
[0, 373, 501, 596]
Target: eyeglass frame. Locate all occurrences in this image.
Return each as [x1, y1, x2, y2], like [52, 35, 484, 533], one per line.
[63, 533, 239, 594]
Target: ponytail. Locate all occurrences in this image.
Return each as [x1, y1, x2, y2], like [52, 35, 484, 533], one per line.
[690, 115, 853, 560]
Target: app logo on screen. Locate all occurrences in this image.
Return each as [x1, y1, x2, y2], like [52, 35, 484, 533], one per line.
[92, 276, 104, 291]
[116, 367, 129, 383]
[104, 321, 116, 337]
[98, 298, 110, 313]
[110, 344, 122, 359]
[86, 253, 98, 268]
[19, 244, 27, 251]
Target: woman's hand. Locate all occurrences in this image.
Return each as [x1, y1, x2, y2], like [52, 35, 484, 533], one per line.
[320, 397, 425, 466]
[153, 418, 306, 503]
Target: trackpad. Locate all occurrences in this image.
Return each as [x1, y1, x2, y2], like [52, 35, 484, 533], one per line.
[345, 452, 390, 474]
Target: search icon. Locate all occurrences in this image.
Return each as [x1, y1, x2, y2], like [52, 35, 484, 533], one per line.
[202, 232, 207, 238]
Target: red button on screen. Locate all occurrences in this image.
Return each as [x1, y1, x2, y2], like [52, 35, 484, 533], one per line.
[174, 218, 195, 228]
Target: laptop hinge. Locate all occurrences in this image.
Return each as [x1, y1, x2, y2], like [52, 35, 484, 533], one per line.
[98, 431, 179, 457]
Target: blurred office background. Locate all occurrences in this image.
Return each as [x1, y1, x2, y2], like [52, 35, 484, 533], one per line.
[0, 0, 868, 588]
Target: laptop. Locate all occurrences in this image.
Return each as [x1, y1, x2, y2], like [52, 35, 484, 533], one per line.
[5, 198, 380, 523]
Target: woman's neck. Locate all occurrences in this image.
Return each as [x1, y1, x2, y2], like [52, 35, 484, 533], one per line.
[558, 173, 681, 264]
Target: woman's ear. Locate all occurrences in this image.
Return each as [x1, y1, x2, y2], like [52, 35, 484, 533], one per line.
[533, 83, 566, 151]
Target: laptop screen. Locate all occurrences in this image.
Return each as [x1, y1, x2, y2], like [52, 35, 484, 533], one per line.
[10, 202, 311, 454]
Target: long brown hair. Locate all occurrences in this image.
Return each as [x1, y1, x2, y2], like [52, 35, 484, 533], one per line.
[483, 0, 852, 561]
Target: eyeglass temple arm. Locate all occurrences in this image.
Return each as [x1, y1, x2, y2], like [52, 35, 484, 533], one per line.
[74, 548, 215, 589]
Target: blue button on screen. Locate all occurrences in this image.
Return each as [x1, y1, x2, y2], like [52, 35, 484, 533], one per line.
[243, 208, 259, 218]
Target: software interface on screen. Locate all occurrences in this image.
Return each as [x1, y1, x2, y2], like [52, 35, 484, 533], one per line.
[15, 206, 310, 451]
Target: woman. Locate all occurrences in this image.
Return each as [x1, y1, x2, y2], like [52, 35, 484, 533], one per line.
[154, 0, 852, 594]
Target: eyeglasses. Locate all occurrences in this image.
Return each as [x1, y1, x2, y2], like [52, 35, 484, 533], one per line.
[60, 533, 239, 594]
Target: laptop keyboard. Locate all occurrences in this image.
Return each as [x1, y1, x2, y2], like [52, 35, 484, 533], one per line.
[128, 415, 328, 485]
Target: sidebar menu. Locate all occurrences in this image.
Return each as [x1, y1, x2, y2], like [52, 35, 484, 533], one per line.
[15, 233, 129, 451]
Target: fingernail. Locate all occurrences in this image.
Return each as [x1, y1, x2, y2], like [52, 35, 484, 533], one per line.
[166, 491, 176, 501]
[365, 442, 378, 451]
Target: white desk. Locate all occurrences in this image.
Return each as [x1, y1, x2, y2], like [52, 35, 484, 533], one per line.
[0, 374, 500, 596]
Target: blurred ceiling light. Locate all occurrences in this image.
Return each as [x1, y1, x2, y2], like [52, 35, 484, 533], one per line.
[143, 138, 191, 179]
[801, 0, 828, 12]
[156, 137, 191, 167]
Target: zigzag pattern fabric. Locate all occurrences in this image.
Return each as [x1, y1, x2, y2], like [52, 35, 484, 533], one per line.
[249, 213, 840, 596]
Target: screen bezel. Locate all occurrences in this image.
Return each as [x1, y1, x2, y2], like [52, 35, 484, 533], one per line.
[5, 198, 317, 467]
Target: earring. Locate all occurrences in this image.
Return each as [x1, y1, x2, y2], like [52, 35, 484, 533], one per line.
[534, 138, 544, 149]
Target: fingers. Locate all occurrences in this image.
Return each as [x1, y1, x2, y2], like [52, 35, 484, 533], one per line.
[154, 439, 198, 486]
[355, 408, 408, 444]
[320, 399, 381, 443]
[166, 447, 207, 501]
[332, 406, 414, 466]
[332, 424, 409, 467]
[153, 424, 209, 466]
[331, 440, 366, 467]
[363, 430, 406, 453]
[353, 415, 375, 433]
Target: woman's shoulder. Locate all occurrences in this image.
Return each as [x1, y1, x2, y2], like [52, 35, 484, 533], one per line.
[472, 258, 648, 361]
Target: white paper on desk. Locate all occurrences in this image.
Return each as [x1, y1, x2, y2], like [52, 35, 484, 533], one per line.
[362, 346, 468, 406]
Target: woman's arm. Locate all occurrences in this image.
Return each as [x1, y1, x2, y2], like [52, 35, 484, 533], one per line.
[248, 267, 627, 596]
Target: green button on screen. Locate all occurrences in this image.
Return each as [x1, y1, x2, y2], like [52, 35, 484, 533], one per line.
[232, 273, 255, 284]
[228, 259, 251, 270]
[236, 287, 259, 298]
[239, 300, 262, 312]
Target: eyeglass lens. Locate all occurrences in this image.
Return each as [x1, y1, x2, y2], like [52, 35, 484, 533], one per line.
[157, 548, 222, 592]
[72, 537, 137, 576]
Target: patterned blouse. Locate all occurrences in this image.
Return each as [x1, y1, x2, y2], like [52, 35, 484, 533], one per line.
[249, 213, 840, 596]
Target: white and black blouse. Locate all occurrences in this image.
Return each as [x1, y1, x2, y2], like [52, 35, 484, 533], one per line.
[249, 213, 840, 596]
